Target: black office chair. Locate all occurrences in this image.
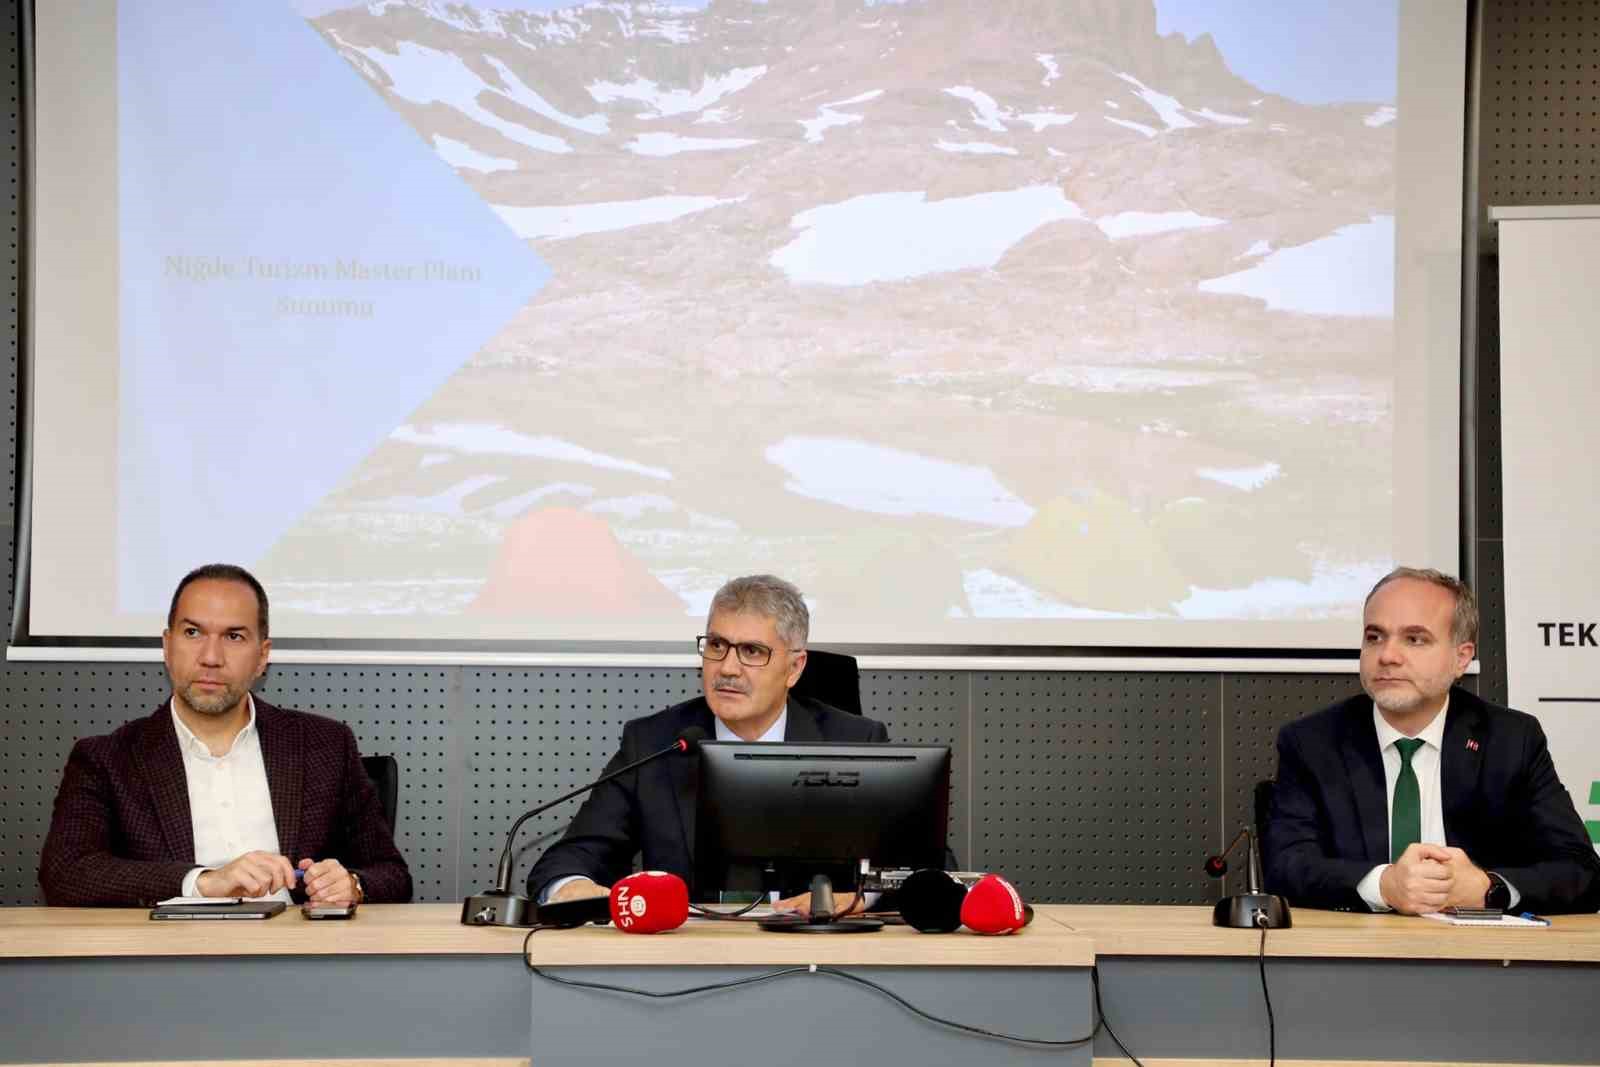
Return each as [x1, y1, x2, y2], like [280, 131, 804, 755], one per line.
[361, 754, 399, 830]
[790, 648, 863, 715]
[1253, 779, 1276, 837]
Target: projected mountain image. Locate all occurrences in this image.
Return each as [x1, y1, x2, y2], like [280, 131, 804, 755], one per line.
[263, 0, 1396, 630]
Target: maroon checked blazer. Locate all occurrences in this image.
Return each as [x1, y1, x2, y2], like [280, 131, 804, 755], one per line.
[38, 699, 412, 906]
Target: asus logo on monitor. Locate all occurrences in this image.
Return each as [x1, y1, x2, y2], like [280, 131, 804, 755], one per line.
[792, 770, 860, 788]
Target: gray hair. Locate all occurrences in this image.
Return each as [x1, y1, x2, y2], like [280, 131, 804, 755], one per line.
[707, 574, 809, 649]
[1365, 566, 1479, 646]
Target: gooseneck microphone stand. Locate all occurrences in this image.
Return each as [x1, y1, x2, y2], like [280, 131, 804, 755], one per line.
[461, 727, 705, 927]
[1204, 826, 1292, 928]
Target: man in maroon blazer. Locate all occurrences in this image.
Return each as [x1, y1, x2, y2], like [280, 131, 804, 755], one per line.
[38, 564, 411, 906]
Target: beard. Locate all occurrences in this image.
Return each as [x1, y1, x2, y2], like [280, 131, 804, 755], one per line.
[179, 679, 247, 716]
[1363, 674, 1451, 717]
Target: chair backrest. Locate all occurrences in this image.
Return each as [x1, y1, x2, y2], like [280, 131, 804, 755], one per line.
[361, 754, 399, 830]
[790, 648, 862, 715]
[1254, 779, 1276, 836]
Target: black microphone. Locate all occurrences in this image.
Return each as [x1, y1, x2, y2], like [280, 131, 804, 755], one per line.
[462, 726, 707, 927]
[897, 869, 970, 932]
[1203, 826, 1291, 929]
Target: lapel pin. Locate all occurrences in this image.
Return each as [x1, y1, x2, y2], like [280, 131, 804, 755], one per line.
[1466, 738, 1480, 752]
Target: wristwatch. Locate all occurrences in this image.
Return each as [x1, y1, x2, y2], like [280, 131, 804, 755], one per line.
[1484, 871, 1511, 910]
[349, 869, 366, 906]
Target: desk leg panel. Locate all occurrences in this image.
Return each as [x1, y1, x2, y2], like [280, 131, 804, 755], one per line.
[529, 965, 1091, 1067]
[1093, 956, 1600, 1064]
[0, 955, 528, 1063]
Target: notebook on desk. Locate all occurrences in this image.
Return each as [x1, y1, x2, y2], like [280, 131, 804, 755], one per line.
[149, 900, 286, 920]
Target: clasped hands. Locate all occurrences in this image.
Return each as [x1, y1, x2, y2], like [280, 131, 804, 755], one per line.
[196, 851, 359, 905]
[1379, 843, 1492, 914]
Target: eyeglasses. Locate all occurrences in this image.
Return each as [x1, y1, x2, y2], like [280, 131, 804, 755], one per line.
[697, 634, 788, 667]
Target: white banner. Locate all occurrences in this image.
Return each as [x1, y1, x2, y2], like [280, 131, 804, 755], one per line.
[1494, 205, 1600, 852]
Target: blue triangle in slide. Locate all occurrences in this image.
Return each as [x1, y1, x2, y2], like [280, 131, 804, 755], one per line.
[117, 0, 551, 611]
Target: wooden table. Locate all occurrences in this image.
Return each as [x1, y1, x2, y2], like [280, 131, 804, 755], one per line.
[2, 904, 1597, 1066]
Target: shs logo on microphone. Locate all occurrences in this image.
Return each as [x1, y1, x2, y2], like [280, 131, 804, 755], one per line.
[608, 871, 689, 934]
[613, 884, 649, 929]
[791, 770, 860, 788]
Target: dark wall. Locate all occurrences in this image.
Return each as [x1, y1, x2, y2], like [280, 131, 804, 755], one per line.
[4, 0, 1590, 905]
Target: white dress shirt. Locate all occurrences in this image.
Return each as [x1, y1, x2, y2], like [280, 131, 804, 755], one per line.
[1357, 697, 1519, 911]
[173, 695, 290, 901]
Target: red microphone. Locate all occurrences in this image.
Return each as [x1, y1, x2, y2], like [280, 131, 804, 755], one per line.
[959, 873, 1028, 935]
[608, 871, 689, 934]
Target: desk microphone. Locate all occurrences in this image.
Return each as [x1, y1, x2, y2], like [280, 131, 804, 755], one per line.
[898, 869, 1034, 933]
[610, 871, 689, 933]
[461, 726, 707, 927]
[1203, 826, 1291, 929]
[960, 873, 1029, 935]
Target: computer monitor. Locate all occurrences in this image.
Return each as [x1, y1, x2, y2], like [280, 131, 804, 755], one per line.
[694, 741, 951, 930]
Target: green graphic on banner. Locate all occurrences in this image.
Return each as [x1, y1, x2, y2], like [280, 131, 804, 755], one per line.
[1588, 781, 1600, 844]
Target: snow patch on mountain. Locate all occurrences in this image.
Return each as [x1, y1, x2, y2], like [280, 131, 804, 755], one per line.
[493, 194, 747, 240]
[1037, 53, 1060, 86]
[1106, 115, 1158, 138]
[355, 42, 584, 153]
[1115, 72, 1198, 131]
[391, 422, 672, 480]
[766, 436, 1035, 526]
[432, 135, 517, 173]
[626, 132, 759, 156]
[1095, 211, 1226, 239]
[798, 90, 882, 143]
[936, 140, 1017, 156]
[1199, 216, 1394, 316]
[1192, 107, 1249, 126]
[944, 87, 1010, 132]
[769, 185, 1084, 286]
[1364, 106, 1397, 128]
[588, 66, 768, 119]
[1018, 111, 1076, 131]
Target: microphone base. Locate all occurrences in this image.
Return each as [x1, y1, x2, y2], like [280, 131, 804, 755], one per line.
[759, 916, 884, 933]
[461, 889, 540, 927]
[1213, 892, 1292, 929]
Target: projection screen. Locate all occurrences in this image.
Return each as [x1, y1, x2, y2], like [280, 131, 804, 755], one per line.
[26, 0, 1467, 648]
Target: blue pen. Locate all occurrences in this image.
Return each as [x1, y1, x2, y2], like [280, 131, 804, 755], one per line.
[1518, 911, 1551, 926]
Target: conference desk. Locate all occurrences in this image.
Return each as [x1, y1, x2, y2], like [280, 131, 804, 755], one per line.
[1, 904, 1596, 1066]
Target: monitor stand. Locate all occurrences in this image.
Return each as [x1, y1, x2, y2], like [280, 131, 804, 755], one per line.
[759, 874, 883, 933]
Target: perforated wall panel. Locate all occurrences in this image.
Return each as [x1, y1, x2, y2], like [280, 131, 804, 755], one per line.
[972, 672, 1219, 904]
[1479, 0, 1600, 252]
[0, 665, 171, 901]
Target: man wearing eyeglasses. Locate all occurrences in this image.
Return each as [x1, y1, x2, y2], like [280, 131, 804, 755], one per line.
[526, 574, 889, 906]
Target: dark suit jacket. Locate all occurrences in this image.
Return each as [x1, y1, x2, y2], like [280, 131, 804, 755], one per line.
[525, 695, 889, 900]
[1263, 687, 1600, 913]
[38, 699, 413, 906]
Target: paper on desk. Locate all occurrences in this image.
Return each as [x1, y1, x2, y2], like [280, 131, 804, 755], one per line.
[155, 896, 243, 906]
[1419, 912, 1548, 927]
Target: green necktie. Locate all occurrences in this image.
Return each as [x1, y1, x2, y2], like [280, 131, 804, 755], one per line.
[1391, 738, 1425, 863]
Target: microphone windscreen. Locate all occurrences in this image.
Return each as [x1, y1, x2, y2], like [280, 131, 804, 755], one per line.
[960, 874, 1027, 935]
[609, 871, 689, 934]
[675, 726, 708, 753]
[1203, 856, 1228, 878]
[897, 869, 967, 933]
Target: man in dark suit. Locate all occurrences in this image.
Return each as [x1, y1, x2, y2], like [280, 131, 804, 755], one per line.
[527, 574, 888, 905]
[1264, 567, 1600, 914]
[39, 564, 411, 907]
